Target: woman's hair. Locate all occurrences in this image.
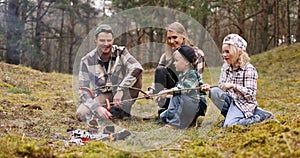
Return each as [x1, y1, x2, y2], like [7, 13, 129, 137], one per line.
[164, 22, 193, 61]
[167, 22, 187, 37]
[227, 44, 250, 67]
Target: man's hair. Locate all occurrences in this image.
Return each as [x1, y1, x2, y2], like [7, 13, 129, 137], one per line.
[95, 24, 114, 37]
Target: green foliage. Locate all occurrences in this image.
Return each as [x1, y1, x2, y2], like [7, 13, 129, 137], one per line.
[0, 44, 300, 157]
[1, 83, 14, 88]
[7, 87, 32, 94]
[0, 136, 54, 158]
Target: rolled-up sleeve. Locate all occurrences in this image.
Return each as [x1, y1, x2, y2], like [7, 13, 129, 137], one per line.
[117, 49, 143, 91]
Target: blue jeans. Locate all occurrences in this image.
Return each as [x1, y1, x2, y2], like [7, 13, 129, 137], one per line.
[160, 95, 199, 129]
[209, 87, 261, 127]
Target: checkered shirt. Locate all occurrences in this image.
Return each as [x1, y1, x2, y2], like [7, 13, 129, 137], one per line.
[79, 45, 143, 93]
[172, 68, 206, 101]
[218, 63, 258, 118]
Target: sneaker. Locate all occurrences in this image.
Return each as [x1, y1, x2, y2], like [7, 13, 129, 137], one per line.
[256, 107, 275, 121]
[263, 110, 274, 120]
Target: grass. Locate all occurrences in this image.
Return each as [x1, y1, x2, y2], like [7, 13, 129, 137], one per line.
[0, 43, 300, 157]
[7, 87, 32, 94]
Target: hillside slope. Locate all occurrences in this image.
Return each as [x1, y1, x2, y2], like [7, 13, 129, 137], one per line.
[0, 43, 299, 157]
[253, 43, 300, 114]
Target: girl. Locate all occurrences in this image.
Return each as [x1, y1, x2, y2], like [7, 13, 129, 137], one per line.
[201, 34, 274, 127]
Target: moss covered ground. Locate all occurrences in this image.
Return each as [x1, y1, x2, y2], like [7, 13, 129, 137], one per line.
[0, 43, 299, 157]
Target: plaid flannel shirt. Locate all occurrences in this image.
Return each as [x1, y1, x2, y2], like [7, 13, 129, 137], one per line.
[172, 68, 206, 101]
[79, 45, 143, 93]
[218, 62, 258, 118]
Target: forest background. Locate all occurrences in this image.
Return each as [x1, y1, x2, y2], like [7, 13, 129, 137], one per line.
[0, 1, 300, 157]
[0, 0, 300, 73]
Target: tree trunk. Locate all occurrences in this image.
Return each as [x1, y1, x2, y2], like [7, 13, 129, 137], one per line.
[213, 11, 220, 52]
[58, 9, 64, 72]
[148, 27, 154, 68]
[297, 0, 300, 42]
[85, 0, 90, 51]
[19, 0, 29, 65]
[68, 0, 76, 73]
[286, 0, 291, 45]
[198, 1, 208, 48]
[274, 0, 279, 46]
[256, 0, 269, 54]
[31, 0, 43, 70]
[5, 0, 21, 65]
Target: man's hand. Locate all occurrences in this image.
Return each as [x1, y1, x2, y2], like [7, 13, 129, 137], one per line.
[96, 106, 112, 119]
[113, 90, 123, 109]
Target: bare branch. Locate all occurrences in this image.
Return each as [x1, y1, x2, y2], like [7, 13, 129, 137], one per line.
[243, 10, 264, 22]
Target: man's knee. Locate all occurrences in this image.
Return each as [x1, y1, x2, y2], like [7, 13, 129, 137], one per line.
[75, 105, 91, 122]
[75, 112, 86, 122]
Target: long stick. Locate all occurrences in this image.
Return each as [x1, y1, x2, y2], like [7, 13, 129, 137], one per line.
[96, 85, 148, 95]
[81, 85, 219, 107]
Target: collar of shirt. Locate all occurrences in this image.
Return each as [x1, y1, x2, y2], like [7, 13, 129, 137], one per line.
[96, 48, 117, 63]
[224, 62, 249, 73]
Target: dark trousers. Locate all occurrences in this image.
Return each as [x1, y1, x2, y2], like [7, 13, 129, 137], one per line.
[76, 75, 142, 121]
[154, 65, 178, 114]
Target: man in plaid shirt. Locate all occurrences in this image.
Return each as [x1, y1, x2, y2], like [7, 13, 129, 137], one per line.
[201, 34, 274, 127]
[76, 24, 143, 122]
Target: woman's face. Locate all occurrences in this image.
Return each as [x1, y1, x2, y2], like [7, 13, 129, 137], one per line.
[166, 30, 184, 49]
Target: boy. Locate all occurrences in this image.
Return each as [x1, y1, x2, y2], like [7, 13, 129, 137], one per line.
[157, 45, 207, 129]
